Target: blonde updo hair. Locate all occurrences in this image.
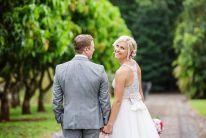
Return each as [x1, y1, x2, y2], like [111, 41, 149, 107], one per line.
[113, 36, 137, 59]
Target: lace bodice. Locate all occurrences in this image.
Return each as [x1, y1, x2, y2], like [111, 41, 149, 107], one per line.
[112, 63, 141, 99]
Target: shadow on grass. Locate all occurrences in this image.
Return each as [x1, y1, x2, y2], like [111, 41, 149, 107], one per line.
[0, 117, 47, 122]
[0, 104, 61, 138]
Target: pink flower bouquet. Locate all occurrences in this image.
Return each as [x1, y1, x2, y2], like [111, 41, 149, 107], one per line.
[153, 118, 164, 134]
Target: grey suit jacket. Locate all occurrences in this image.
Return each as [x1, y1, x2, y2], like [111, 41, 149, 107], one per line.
[52, 56, 111, 129]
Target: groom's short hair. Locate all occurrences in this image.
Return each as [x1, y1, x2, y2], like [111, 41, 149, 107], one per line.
[74, 34, 93, 54]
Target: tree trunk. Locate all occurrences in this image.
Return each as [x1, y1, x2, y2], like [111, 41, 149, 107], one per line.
[22, 88, 32, 114]
[37, 91, 45, 112]
[11, 92, 20, 108]
[37, 69, 53, 112]
[0, 92, 10, 121]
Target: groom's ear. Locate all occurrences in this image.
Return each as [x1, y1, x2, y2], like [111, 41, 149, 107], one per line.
[84, 47, 89, 52]
[85, 46, 91, 51]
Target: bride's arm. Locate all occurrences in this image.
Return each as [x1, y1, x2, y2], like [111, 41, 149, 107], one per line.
[136, 64, 145, 101]
[103, 68, 127, 133]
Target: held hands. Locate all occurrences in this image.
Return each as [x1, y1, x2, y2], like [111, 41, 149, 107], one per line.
[101, 123, 113, 135]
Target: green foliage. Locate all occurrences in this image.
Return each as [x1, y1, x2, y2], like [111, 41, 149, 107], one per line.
[110, 0, 182, 91]
[1, 0, 77, 67]
[0, 0, 130, 75]
[173, 0, 206, 98]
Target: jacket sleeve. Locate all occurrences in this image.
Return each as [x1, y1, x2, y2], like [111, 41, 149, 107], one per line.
[98, 65, 111, 125]
[52, 65, 64, 123]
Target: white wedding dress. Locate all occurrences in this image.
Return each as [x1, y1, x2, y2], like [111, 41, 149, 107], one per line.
[101, 64, 159, 138]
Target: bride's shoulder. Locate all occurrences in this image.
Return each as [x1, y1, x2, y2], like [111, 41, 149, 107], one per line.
[115, 66, 129, 78]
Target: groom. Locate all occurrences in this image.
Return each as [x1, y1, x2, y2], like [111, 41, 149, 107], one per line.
[52, 34, 111, 138]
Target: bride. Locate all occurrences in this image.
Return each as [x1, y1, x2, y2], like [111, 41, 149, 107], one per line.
[101, 36, 159, 138]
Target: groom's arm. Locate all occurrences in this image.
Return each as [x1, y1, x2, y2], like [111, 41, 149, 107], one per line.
[52, 65, 64, 123]
[99, 65, 111, 125]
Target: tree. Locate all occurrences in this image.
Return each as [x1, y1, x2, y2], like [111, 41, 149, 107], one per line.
[173, 0, 206, 98]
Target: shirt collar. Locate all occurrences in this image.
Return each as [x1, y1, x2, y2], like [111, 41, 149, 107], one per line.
[75, 54, 88, 59]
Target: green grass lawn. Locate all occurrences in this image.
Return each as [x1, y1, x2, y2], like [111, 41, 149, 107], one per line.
[0, 104, 61, 138]
[190, 99, 206, 117]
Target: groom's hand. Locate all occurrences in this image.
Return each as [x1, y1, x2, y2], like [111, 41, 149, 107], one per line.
[100, 127, 104, 133]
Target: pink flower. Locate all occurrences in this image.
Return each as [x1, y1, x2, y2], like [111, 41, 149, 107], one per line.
[153, 118, 164, 134]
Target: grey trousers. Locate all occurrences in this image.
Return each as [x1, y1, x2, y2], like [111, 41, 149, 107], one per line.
[62, 129, 100, 138]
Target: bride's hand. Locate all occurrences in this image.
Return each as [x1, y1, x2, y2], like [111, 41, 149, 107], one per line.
[102, 123, 113, 134]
